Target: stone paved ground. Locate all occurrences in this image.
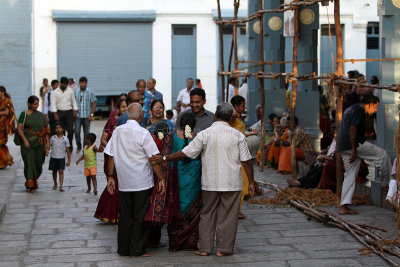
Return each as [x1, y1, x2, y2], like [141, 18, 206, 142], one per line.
[0, 120, 398, 266]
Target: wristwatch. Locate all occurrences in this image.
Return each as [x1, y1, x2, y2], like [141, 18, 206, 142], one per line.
[163, 156, 167, 162]
[90, 113, 94, 117]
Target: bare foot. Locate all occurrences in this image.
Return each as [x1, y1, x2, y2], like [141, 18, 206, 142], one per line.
[287, 178, 301, 188]
[59, 187, 64, 192]
[52, 184, 57, 190]
[194, 250, 210, 256]
[130, 253, 152, 258]
[338, 205, 359, 215]
[85, 190, 91, 194]
[94, 191, 97, 195]
[238, 212, 247, 219]
[76, 149, 81, 154]
[216, 252, 233, 257]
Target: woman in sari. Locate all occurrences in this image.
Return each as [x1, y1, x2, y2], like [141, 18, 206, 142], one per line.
[0, 86, 16, 169]
[230, 95, 258, 219]
[266, 118, 289, 169]
[17, 96, 50, 192]
[143, 100, 174, 133]
[167, 112, 202, 251]
[94, 98, 127, 224]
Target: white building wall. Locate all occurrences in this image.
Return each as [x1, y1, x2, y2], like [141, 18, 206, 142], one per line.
[319, 0, 379, 75]
[33, 0, 247, 111]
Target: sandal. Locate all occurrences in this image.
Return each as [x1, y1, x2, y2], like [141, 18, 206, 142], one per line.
[59, 188, 64, 192]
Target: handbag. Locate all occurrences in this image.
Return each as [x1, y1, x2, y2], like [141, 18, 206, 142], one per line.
[13, 110, 27, 146]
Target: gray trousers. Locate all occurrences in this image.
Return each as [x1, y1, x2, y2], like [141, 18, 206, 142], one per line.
[341, 141, 392, 206]
[198, 190, 241, 254]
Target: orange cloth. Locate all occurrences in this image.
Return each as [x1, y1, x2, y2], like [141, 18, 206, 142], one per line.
[277, 146, 305, 172]
[267, 129, 288, 167]
[85, 166, 97, 176]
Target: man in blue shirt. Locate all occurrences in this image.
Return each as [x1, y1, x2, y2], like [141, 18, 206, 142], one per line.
[75, 76, 96, 153]
[338, 94, 391, 215]
[116, 90, 144, 127]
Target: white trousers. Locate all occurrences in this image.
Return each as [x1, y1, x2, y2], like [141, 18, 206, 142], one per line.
[386, 179, 398, 205]
[341, 141, 392, 206]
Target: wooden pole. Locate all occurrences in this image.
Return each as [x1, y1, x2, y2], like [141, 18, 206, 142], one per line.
[290, 1, 299, 179]
[217, 0, 226, 102]
[258, 0, 266, 172]
[334, 0, 344, 196]
[233, 0, 240, 96]
[226, 39, 234, 102]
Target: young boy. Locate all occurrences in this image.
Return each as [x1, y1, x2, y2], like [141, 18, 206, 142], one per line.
[49, 122, 71, 192]
[76, 133, 101, 195]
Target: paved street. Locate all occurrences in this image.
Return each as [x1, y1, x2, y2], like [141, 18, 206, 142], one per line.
[0, 120, 397, 266]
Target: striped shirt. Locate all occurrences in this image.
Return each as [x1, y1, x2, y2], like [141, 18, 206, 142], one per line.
[75, 88, 97, 119]
[182, 121, 252, 191]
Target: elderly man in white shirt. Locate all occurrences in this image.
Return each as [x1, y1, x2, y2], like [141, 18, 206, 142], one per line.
[176, 77, 194, 113]
[50, 76, 78, 152]
[105, 103, 166, 257]
[150, 103, 255, 257]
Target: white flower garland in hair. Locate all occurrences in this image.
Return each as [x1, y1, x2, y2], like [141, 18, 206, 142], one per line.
[184, 125, 192, 139]
[158, 132, 164, 140]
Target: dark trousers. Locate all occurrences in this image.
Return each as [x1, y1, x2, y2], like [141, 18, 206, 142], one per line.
[75, 118, 90, 150]
[298, 164, 324, 189]
[48, 112, 56, 136]
[118, 188, 153, 256]
[57, 110, 74, 151]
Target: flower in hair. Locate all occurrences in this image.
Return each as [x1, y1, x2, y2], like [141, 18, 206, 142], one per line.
[158, 132, 164, 140]
[184, 125, 192, 139]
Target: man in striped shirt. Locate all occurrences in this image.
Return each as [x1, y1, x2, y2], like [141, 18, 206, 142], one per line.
[75, 76, 97, 154]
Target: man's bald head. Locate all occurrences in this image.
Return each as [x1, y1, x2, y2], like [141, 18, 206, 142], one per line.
[127, 103, 144, 122]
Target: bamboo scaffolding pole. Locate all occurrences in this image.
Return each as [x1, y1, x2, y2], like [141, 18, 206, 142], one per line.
[226, 40, 234, 102]
[258, 0, 266, 172]
[334, 0, 344, 197]
[215, 0, 329, 25]
[217, 0, 226, 102]
[290, 1, 300, 180]
[233, 0, 240, 96]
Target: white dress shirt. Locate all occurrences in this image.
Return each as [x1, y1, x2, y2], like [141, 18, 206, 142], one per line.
[50, 87, 78, 112]
[225, 84, 236, 103]
[238, 83, 248, 103]
[177, 88, 192, 112]
[43, 89, 54, 115]
[104, 120, 159, 192]
[182, 121, 252, 191]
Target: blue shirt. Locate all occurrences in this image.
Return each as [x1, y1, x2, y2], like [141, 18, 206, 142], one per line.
[116, 112, 129, 127]
[75, 88, 96, 119]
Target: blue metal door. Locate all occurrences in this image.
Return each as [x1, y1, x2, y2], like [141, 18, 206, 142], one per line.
[217, 24, 248, 103]
[320, 25, 337, 75]
[366, 22, 379, 82]
[172, 25, 196, 107]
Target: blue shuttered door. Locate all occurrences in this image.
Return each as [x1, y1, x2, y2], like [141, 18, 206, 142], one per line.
[57, 22, 152, 96]
[320, 25, 337, 75]
[0, 0, 32, 117]
[172, 25, 196, 107]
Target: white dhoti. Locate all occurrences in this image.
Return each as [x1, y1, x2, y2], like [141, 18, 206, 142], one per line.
[341, 141, 392, 206]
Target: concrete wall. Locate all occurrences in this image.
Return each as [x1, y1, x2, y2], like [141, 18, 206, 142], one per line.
[319, 0, 379, 75]
[32, 0, 246, 111]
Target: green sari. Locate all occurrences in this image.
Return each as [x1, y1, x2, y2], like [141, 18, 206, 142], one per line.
[18, 110, 49, 189]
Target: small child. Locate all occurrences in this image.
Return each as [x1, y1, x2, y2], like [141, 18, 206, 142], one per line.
[49, 122, 71, 192]
[76, 133, 101, 195]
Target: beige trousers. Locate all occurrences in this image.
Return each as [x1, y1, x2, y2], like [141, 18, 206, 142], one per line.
[198, 190, 241, 254]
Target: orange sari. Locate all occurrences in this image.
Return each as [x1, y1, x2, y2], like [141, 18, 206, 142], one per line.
[0, 97, 15, 168]
[267, 129, 288, 168]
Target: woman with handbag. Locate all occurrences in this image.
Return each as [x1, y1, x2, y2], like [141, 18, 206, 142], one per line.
[16, 96, 50, 192]
[0, 86, 16, 169]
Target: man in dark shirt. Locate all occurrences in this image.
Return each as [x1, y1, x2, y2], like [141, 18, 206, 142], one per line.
[175, 88, 214, 133]
[338, 95, 391, 215]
